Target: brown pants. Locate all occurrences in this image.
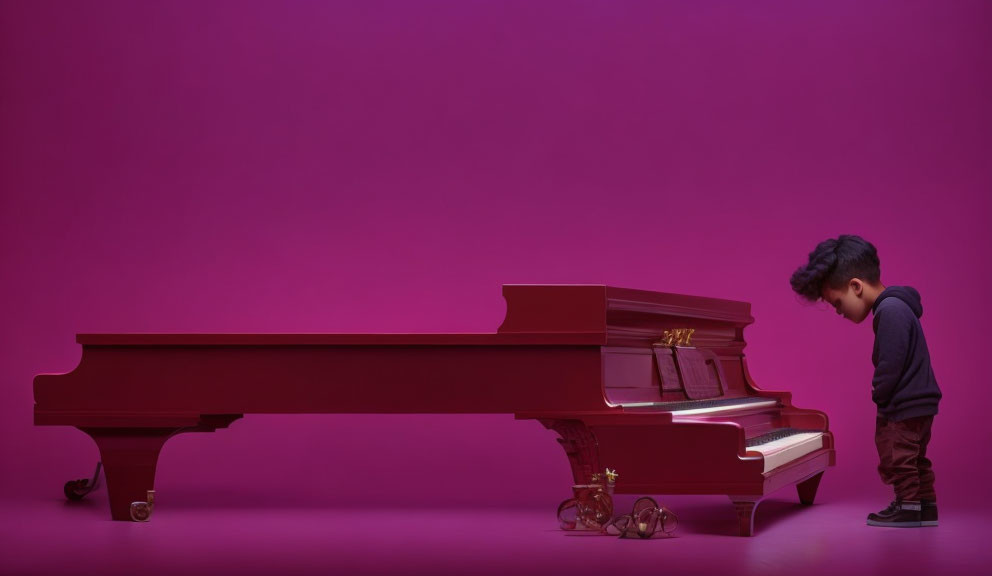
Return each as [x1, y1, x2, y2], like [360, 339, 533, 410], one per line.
[875, 415, 936, 502]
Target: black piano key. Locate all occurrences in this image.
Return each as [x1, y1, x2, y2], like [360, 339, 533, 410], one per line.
[647, 396, 776, 412]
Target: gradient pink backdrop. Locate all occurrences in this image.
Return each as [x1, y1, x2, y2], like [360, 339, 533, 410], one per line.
[2, 0, 990, 520]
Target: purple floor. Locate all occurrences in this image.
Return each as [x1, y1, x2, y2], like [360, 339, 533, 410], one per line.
[2, 493, 988, 576]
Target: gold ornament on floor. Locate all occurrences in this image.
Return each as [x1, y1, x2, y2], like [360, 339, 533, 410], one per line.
[556, 469, 678, 538]
[604, 497, 679, 539]
[557, 468, 617, 531]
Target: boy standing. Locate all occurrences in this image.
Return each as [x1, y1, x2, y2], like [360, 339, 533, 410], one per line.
[789, 234, 942, 527]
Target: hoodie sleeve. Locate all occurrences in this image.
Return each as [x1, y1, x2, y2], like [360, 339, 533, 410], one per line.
[871, 304, 913, 406]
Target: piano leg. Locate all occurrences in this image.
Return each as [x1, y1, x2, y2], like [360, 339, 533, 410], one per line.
[797, 471, 824, 505]
[729, 498, 762, 537]
[74, 416, 242, 520]
[540, 419, 602, 484]
[78, 427, 180, 521]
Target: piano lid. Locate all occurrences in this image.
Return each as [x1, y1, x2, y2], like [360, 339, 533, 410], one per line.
[497, 285, 755, 347]
[73, 285, 754, 349]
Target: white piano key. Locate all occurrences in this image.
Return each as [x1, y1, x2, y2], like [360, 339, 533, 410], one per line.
[749, 432, 824, 473]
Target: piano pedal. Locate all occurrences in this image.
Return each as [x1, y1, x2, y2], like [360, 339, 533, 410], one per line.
[129, 490, 155, 522]
[63, 461, 103, 501]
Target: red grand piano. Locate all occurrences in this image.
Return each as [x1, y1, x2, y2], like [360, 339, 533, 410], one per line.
[34, 284, 834, 535]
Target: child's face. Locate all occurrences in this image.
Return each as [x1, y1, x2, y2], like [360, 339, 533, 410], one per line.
[820, 280, 872, 324]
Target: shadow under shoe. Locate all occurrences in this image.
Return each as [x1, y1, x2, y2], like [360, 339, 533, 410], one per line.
[867, 501, 922, 527]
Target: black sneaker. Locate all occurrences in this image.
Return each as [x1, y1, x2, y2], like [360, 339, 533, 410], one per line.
[867, 501, 922, 527]
[921, 500, 938, 527]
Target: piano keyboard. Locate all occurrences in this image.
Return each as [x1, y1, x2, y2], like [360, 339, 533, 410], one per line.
[746, 428, 825, 473]
[620, 396, 778, 416]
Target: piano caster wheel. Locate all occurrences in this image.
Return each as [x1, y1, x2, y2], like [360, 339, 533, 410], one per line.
[63, 462, 103, 501]
[129, 490, 155, 522]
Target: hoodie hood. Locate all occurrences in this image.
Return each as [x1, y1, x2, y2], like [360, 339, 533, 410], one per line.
[872, 285, 923, 318]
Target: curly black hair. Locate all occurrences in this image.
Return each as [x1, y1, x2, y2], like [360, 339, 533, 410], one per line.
[790, 235, 881, 302]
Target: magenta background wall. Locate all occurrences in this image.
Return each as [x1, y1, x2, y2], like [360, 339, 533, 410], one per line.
[2, 0, 990, 514]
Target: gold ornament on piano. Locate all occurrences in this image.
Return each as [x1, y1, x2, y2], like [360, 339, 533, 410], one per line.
[658, 328, 695, 347]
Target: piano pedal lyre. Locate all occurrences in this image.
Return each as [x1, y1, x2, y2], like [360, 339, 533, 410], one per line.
[129, 490, 155, 522]
[63, 461, 103, 501]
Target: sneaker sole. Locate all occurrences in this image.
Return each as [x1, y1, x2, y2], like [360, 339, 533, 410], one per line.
[920, 521, 938, 527]
[866, 519, 922, 527]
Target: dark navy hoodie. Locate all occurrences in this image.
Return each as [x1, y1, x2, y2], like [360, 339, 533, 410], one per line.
[870, 286, 941, 420]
